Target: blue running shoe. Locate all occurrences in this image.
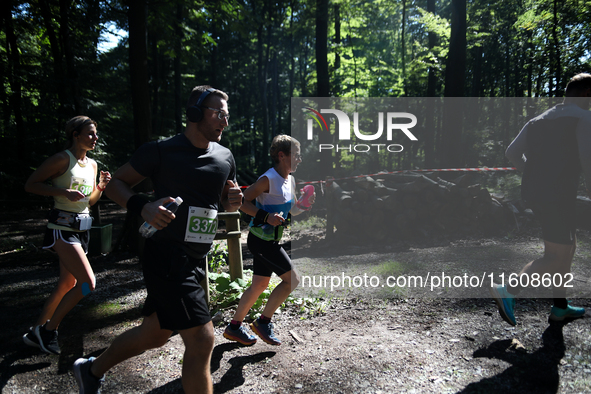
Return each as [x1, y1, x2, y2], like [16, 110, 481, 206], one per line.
[250, 320, 281, 345]
[489, 284, 516, 326]
[549, 304, 585, 321]
[223, 324, 257, 346]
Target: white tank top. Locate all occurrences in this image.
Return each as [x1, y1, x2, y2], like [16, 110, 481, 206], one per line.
[249, 167, 295, 241]
[50, 150, 95, 214]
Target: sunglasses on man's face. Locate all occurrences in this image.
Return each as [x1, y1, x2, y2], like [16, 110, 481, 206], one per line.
[202, 106, 230, 121]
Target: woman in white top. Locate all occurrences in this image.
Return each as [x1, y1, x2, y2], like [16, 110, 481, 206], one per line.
[224, 134, 314, 346]
[22, 116, 111, 354]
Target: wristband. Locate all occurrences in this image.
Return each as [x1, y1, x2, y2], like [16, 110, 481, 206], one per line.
[127, 194, 149, 216]
[255, 209, 270, 224]
[96, 184, 106, 192]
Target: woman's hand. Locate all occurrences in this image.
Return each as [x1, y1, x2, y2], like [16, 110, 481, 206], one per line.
[267, 213, 285, 227]
[97, 170, 111, 191]
[64, 189, 86, 201]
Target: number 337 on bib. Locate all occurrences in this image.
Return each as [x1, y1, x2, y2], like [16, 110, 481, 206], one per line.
[184, 207, 218, 243]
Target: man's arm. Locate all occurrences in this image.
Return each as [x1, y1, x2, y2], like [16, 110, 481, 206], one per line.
[104, 162, 145, 207]
[505, 124, 529, 172]
[105, 162, 175, 230]
[576, 118, 591, 195]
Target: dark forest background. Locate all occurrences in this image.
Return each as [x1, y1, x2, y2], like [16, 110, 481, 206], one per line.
[1, 0, 590, 202]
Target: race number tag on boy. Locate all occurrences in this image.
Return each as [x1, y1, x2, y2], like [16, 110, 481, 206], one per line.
[185, 207, 218, 243]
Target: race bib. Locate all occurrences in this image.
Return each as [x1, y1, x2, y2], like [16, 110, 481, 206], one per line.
[185, 207, 218, 243]
[70, 177, 92, 203]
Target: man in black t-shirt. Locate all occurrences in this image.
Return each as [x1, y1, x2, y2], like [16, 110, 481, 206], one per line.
[73, 86, 242, 394]
[490, 74, 591, 327]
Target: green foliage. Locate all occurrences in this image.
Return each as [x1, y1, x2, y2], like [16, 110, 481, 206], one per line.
[87, 302, 122, 318]
[209, 271, 250, 310]
[208, 269, 330, 320]
[3, 0, 591, 200]
[416, 7, 451, 43]
[371, 261, 407, 278]
[292, 296, 331, 318]
[290, 215, 326, 232]
[515, 8, 552, 31]
[207, 242, 229, 273]
[208, 270, 278, 319]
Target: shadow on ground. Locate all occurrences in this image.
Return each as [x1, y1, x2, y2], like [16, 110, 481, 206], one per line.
[461, 321, 568, 393]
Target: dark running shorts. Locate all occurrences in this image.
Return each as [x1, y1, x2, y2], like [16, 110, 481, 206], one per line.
[248, 231, 293, 277]
[42, 227, 90, 254]
[141, 239, 211, 331]
[530, 202, 577, 245]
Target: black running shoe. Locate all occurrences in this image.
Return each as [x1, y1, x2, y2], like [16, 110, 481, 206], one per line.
[34, 322, 60, 355]
[23, 327, 40, 349]
[74, 357, 104, 394]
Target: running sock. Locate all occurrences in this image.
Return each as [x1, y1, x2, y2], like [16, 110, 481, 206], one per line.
[258, 315, 271, 324]
[229, 320, 241, 330]
[553, 298, 568, 309]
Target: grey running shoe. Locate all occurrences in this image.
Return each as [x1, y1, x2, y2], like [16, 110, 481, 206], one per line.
[223, 324, 257, 345]
[250, 320, 281, 345]
[34, 322, 60, 354]
[73, 357, 104, 394]
[23, 327, 40, 348]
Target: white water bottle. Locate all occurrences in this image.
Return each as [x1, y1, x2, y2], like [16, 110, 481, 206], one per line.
[138, 197, 183, 238]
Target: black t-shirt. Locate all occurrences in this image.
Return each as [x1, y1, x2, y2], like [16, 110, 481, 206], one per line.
[131, 133, 236, 258]
[521, 116, 581, 204]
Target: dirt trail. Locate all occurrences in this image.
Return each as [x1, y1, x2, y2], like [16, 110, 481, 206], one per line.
[1, 208, 590, 393]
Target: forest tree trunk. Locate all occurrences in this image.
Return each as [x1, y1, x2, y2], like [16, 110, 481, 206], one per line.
[128, 0, 152, 148]
[441, 0, 466, 168]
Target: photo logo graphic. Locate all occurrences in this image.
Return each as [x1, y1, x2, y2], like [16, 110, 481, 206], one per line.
[303, 107, 329, 135]
[303, 107, 418, 153]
